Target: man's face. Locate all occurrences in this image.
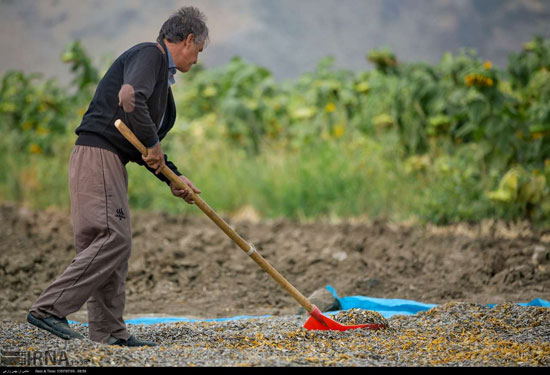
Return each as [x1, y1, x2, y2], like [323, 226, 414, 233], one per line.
[170, 34, 205, 73]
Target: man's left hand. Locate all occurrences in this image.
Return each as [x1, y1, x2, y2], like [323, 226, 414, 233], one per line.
[170, 175, 202, 204]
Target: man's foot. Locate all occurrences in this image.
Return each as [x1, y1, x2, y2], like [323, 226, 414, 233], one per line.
[27, 312, 84, 340]
[106, 335, 158, 347]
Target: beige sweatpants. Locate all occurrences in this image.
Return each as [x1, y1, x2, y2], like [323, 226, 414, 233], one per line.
[30, 145, 132, 343]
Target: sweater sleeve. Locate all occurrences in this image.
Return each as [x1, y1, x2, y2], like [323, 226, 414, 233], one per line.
[118, 46, 163, 148]
[137, 155, 183, 186]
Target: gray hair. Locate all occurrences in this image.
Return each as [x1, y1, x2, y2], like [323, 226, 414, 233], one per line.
[157, 6, 209, 46]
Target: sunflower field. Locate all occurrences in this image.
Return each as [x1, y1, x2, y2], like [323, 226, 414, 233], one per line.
[1, 37, 549, 225]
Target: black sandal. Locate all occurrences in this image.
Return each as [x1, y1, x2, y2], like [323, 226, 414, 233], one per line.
[106, 335, 157, 347]
[27, 312, 84, 340]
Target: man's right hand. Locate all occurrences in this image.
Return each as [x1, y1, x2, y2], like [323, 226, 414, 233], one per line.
[142, 142, 166, 175]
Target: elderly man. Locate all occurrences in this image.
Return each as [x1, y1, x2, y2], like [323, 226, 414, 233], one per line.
[27, 6, 207, 346]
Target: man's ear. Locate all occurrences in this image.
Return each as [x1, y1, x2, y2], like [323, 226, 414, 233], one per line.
[185, 33, 195, 46]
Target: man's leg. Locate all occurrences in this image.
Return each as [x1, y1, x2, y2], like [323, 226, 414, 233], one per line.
[29, 145, 131, 341]
[87, 259, 131, 343]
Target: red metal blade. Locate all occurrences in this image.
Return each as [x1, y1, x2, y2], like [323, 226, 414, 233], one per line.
[303, 306, 387, 331]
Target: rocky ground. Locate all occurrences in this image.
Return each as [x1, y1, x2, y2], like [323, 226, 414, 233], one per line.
[1, 302, 549, 367]
[1, 202, 549, 366]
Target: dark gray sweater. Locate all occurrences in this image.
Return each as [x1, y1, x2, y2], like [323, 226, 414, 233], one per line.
[75, 39, 182, 185]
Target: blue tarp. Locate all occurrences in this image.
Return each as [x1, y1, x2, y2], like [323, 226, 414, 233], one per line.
[325, 285, 550, 318]
[68, 285, 550, 325]
[325, 285, 438, 318]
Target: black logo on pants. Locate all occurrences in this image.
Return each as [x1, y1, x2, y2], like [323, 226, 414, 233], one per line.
[115, 208, 126, 220]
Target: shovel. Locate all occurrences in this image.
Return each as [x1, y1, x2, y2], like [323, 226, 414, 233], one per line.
[114, 119, 386, 331]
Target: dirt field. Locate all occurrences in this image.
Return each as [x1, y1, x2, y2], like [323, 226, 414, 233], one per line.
[1, 202, 549, 324]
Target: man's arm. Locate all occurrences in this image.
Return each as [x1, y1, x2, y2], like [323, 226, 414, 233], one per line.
[138, 155, 182, 185]
[119, 46, 167, 173]
[138, 155, 201, 205]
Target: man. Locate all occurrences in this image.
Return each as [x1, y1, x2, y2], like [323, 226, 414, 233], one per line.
[27, 6, 207, 346]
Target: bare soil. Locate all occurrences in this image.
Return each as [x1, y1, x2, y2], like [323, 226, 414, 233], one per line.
[1, 202, 549, 324]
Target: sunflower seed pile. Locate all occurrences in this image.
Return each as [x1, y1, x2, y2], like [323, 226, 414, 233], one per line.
[1, 302, 549, 367]
[333, 308, 389, 327]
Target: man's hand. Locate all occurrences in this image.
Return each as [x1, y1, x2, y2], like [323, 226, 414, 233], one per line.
[170, 175, 202, 204]
[142, 143, 166, 175]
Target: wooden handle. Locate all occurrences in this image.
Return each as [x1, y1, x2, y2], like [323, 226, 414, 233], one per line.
[114, 119, 315, 313]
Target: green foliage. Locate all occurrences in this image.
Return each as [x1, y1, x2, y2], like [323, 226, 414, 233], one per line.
[0, 40, 99, 156]
[2, 36, 550, 225]
[177, 56, 362, 154]
[367, 48, 399, 74]
[0, 71, 71, 155]
[487, 164, 550, 221]
[61, 41, 100, 97]
[177, 56, 275, 154]
[508, 36, 550, 89]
